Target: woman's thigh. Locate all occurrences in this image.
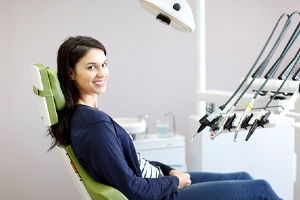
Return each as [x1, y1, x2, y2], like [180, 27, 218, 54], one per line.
[188, 171, 253, 183]
[172, 179, 280, 200]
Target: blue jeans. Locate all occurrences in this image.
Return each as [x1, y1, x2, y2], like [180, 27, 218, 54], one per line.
[167, 172, 281, 200]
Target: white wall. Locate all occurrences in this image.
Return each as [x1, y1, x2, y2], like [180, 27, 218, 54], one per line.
[0, 1, 197, 199]
[206, 0, 300, 91]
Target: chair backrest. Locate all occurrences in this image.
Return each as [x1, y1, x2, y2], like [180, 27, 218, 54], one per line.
[64, 145, 128, 200]
[31, 63, 128, 200]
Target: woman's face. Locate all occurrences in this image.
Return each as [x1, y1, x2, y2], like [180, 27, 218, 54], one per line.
[71, 48, 109, 100]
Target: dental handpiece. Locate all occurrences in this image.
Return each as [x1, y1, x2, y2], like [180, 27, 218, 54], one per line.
[192, 108, 223, 142]
[210, 106, 235, 140]
[198, 108, 221, 132]
[234, 99, 255, 141]
[246, 109, 271, 141]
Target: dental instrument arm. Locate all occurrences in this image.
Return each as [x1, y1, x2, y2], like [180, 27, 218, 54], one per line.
[213, 13, 292, 139]
[193, 13, 290, 141]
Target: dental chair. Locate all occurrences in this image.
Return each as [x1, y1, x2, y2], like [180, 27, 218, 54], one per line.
[31, 63, 128, 200]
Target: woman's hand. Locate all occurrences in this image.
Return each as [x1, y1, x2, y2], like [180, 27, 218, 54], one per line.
[169, 170, 191, 190]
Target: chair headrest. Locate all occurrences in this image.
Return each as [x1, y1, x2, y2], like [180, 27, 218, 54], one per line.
[31, 63, 66, 126]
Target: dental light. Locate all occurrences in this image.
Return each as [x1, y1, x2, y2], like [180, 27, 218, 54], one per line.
[139, 0, 195, 32]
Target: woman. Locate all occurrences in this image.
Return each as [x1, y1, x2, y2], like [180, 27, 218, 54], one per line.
[49, 35, 281, 200]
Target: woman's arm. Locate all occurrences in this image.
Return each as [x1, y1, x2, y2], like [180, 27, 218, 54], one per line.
[73, 120, 179, 200]
[142, 157, 192, 190]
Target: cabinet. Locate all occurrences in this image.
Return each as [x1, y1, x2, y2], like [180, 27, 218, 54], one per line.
[133, 135, 187, 172]
[189, 89, 298, 200]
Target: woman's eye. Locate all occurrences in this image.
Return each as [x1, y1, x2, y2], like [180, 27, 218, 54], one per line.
[88, 65, 96, 69]
[102, 63, 108, 68]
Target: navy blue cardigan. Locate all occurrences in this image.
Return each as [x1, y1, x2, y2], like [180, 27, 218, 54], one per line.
[70, 105, 179, 200]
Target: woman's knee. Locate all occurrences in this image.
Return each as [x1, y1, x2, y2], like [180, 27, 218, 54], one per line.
[255, 179, 271, 189]
[236, 171, 253, 180]
[254, 179, 280, 198]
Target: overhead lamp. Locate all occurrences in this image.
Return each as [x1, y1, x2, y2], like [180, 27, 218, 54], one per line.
[139, 0, 195, 32]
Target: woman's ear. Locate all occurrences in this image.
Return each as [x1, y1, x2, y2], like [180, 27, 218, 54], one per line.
[70, 68, 75, 80]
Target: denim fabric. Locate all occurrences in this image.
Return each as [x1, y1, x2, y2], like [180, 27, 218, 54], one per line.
[167, 172, 281, 200]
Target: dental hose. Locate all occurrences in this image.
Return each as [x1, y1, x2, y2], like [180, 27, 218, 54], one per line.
[246, 47, 300, 141]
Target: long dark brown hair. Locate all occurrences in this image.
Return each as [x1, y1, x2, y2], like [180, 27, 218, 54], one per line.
[48, 36, 106, 150]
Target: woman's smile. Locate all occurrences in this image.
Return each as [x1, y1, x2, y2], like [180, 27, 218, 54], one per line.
[93, 79, 106, 87]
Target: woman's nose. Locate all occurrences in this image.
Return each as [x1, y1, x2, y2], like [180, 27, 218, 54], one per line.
[96, 66, 108, 77]
[96, 69, 107, 78]
[96, 72, 105, 77]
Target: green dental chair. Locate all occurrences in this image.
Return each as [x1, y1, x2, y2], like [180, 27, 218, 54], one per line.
[31, 63, 128, 200]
